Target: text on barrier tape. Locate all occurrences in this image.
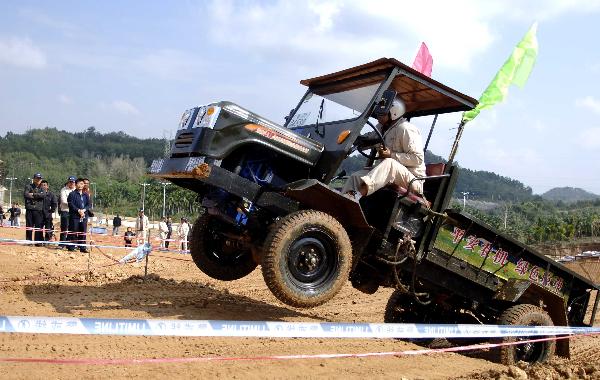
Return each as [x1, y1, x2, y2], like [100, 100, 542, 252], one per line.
[1, 316, 599, 339]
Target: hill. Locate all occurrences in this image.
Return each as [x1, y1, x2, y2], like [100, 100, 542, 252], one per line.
[542, 187, 600, 203]
[1, 127, 533, 206]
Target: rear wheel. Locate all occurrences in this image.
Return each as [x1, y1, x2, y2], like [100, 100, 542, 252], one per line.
[497, 304, 555, 365]
[262, 210, 352, 308]
[190, 214, 258, 281]
[384, 290, 428, 323]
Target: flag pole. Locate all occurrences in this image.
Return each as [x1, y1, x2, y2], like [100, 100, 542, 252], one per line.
[447, 120, 466, 166]
[423, 114, 438, 152]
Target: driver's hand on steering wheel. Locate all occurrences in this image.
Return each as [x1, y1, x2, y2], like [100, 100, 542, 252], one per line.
[378, 146, 392, 159]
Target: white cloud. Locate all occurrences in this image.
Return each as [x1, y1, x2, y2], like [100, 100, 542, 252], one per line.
[111, 101, 140, 115]
[199, 0, 600, 73]
[201, 0, 496, 70]
[0, 36, 46, 69]
[308, 0, 343, 32]
[578, 127, 600, 149]
[576, 96, 600, 114]
[58, 94, 72, 104]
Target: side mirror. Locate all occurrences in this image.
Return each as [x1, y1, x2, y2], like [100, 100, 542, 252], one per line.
[371, 89, 397, 117]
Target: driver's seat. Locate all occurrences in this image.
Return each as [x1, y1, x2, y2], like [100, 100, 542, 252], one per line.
[359, 163, 446, 233]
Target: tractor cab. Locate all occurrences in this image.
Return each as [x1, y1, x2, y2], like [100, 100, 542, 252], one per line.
[287, 58, 477, 238]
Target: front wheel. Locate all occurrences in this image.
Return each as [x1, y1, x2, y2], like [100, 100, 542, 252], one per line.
[497, 304, 556, 365]
[190, 214, 258, 281]
[262, 210, 352, 308]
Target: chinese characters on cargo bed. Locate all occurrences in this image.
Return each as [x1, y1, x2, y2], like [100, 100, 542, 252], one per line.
[450, 227, 564, 292]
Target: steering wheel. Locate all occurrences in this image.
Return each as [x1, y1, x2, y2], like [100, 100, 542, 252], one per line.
[355, 120, 387, 158]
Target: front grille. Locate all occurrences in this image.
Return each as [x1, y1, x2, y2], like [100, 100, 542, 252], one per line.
[175, 132, 194, 147]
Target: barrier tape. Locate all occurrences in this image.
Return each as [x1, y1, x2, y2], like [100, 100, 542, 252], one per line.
[1, 315, 599, 339]
[1, 333, 599, 366]
[3, 224, 185, 243]
[0, 237, 190, 255]
[0, 235, 191, 255]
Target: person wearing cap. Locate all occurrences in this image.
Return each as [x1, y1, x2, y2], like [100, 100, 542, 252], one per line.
[23, 173, 46, 243]
[342, 97, 426, 198]
[135, 209, 149, 244]
[67, 178, 91, 253]
[59, 176, 77, 248]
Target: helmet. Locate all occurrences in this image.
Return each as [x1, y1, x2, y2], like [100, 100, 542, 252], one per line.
[389, 99, 406, 120]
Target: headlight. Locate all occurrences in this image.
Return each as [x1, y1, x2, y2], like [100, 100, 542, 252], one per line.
[179, 109, 194, 129]
[194, 105, 221, 129]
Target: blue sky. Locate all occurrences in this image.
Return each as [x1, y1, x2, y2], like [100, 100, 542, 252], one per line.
[1, 0, 600, 195]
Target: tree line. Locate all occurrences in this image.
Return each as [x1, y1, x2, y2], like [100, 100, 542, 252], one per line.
[2, 127, 599, 243]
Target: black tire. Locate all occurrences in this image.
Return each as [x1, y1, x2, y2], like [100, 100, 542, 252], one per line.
[190, 214, 258, 281]
[497, 304, 556, 365]
[262, 210, 352, 308]
[384, 290, 434, 323]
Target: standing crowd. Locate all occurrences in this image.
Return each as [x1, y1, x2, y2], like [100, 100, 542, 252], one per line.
[3, 172, 192, 252]
[21, 173, 93, 252]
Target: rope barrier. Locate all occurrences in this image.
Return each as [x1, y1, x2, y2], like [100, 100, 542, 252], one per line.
[0, 317, 598, 365]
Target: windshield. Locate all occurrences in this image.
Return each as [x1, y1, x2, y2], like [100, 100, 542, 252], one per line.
[287, 83, 380, 129]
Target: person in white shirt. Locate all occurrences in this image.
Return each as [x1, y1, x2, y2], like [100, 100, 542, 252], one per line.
[158, 216, 169, 249]
[59, 176, 77, 248]
[135, 209, 149, 244]
[342, 98, 426, 198]
[177, 218, 190, 252]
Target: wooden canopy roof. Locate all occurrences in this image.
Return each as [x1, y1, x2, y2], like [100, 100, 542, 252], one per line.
[300, 58, 478, 118]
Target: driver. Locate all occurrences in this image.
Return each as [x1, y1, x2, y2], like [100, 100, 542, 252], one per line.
[342, 97, 426, 198]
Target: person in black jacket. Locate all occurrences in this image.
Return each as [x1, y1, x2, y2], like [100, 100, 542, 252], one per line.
[23, 173, 46, 243]
[40, 180, 58, 241]
[67, 178, 91, 253]
[7, 203, 21, 226]
[112, 214, 122, 236]
[165, 216, 173, 248]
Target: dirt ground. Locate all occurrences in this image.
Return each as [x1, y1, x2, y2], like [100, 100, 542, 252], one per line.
[1, 226, 600, 379]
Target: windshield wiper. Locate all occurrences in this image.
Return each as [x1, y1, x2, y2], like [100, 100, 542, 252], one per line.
[314, 99, 325, 138]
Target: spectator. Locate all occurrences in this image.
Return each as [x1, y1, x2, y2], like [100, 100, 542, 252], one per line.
[112, 214, 122, 236]
[40, 180, 58, 242]
[58, 176, 76, 248]
[82, 178, 92, 207]
[67, 178, 91, 253]
[7, 203, 22, 226]
[135, 209, 149, 244]
[23, 173, 46, 243]
[0, 205, 4, 227]
[124, 227, 135, 247]
[177, 217, 190, 252]
[165, 216, 173, 249]
[158, 216, 169, 249]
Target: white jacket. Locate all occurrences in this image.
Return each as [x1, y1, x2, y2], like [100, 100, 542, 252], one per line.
[59, 186, 74, 212]
[135, 215, 149, 231]
[177, 222, 190, 237]
[373, 118, 426, 179]
[158, 221, 169, 234]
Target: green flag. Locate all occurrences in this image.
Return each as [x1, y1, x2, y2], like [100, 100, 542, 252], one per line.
[462, 22, 538, 124]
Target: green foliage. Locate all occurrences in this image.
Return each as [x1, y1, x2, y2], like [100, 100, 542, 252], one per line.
[0, 128, 200, 221]
[464, 199, 600, 244]
[454, 167, 534, 202]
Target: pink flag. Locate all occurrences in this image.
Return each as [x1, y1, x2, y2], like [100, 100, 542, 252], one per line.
[412, 42, 433, 77]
